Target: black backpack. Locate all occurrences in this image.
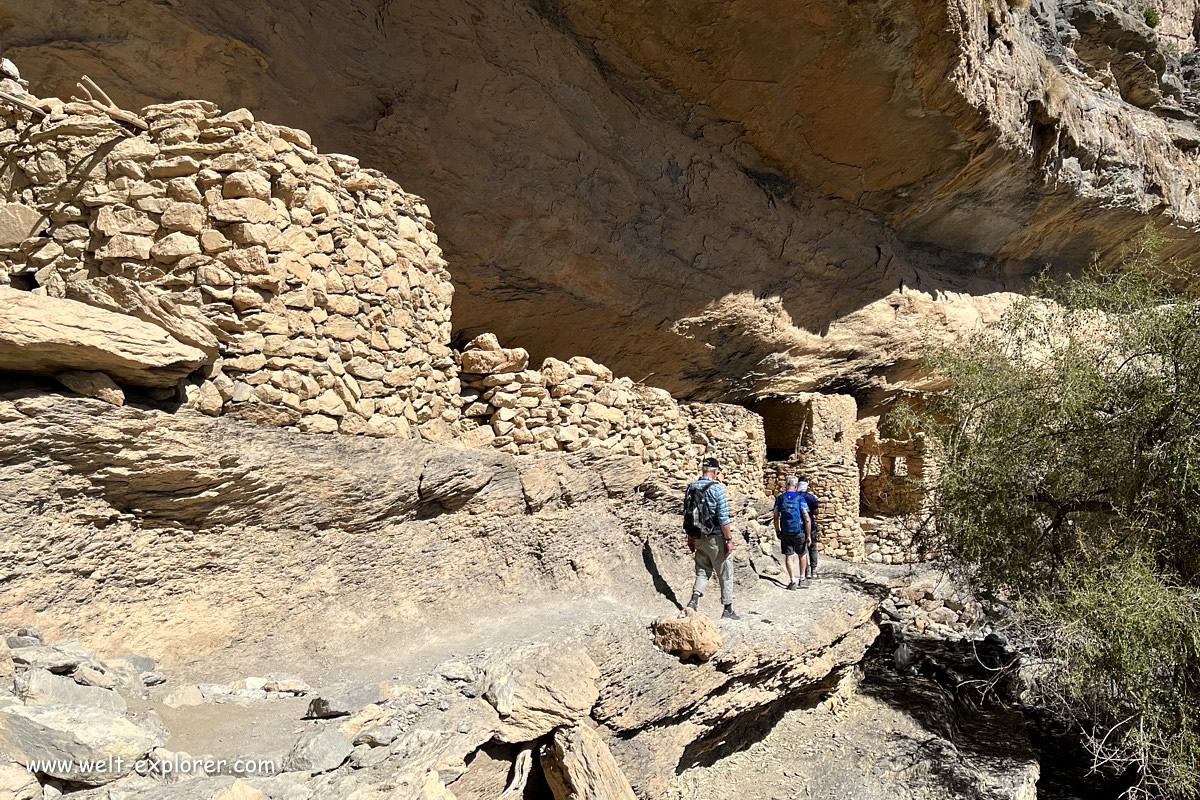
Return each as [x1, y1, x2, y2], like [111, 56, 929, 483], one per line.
[683, 479, 719, 537]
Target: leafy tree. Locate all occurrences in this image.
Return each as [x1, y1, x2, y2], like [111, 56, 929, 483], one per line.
[914, 227, 1200, 797]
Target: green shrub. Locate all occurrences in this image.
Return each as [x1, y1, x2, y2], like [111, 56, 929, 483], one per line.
[917, 227, 1200, 797]
[1145, 7, 1162, 27]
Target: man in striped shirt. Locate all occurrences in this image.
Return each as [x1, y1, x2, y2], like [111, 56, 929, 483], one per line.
[685, 457, 740, 620]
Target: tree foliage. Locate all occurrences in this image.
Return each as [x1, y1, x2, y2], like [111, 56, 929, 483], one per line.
[915, 227, 1200, 797]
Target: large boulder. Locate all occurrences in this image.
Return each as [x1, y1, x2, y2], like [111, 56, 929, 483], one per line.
[15, 669, 127, 714]
[651, 609, 722, 662]
[0, 704, 166, 785]
[281, 727, 352, 774]
[483, 648, 600, 743]
[0, 289, 209, 387]
[542, 723, 637, 800]
[304, 682, 385, 719]
[10, 641, 100, 674]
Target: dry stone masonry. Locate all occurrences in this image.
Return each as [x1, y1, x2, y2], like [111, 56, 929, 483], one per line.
[0, 87, 458, 439]
[760, 393, 865, 560]
[0, 73, 935, 562]
[858, 432, 936, 565]
[455, 333, 767, 497]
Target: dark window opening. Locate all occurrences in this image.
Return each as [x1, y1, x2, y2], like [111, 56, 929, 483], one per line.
[9, 272, 37, 291]
[753, 397, 812, 462]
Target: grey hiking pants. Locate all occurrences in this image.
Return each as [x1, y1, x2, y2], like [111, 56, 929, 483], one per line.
[693, 535, 733, 606]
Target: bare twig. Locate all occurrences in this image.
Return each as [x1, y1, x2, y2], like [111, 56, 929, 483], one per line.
[0, 89, 46, 118]
[72, 74, 148, 131]
[79, 75, 114, 107]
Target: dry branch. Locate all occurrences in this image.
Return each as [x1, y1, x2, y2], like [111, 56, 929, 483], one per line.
[0, 89, 46, 118]
[72, 74, 148, 131]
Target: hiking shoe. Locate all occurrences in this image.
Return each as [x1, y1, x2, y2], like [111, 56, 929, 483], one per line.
[786, 581, 799, 591]
[687, 593, 700, 611]
[722, 605, 741, 620]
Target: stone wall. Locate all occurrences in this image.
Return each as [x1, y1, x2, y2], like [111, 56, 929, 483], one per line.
[455, 335, 766, 498]
[0, 94, 458, 438]
[0, 86, 772, 501]
[861, 517, 934, 565]
[760, 393, 863, 559]
[680, 402, 765, 499]
[858, 433, 933, 564]
[0, 87, 790, 506]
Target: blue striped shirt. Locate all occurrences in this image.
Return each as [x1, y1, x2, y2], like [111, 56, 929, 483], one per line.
[688, 478, 730, 527]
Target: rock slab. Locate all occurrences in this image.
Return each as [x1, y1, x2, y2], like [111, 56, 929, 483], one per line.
[484, 648, 599, 743]
[0, 704, 165, 785]
[15, 668, 128, 714]
[542, 723, 638, 800]
[0, 289, 208, 387]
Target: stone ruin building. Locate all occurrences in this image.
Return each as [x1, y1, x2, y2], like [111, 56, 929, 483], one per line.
[0, 82, 934, 561]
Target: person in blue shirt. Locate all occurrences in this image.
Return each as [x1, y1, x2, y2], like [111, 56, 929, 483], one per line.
[796, 479, 821, 578]
[772, 475, 812, 590]
[684, 457, 740, 620]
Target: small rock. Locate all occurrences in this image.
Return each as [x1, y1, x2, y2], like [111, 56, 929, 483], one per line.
[262, 675, 309, 694]
[0, 761, 39, 800]
[464, 332, 501, 351]
[223, 171, 272, 201]
[0, 203, 46, 247]
[96, 233, 153, 260]
[353, 723, 401, 747]
[71, 666, 115, 691]
[651, 609, 722, 662]
[55, 371, 125, 406]
[8, 628, 42, 645]
[141, 671, 167, 687]
[161, 202, 206, 233]
[163, 684, 204, 708]
[436, 661, 475, 683]
[460, 347, 529, 375]
[4, 635, 37, 650]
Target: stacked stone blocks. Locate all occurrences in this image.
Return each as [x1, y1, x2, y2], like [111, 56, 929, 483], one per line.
[0, 97, 458, 438]
[454, 334, 766, 498]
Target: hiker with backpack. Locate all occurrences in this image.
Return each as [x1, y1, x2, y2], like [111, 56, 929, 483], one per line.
[772, 476, 812, 590]
[798, 478, 820, 579]
[684, 457, 741, 620]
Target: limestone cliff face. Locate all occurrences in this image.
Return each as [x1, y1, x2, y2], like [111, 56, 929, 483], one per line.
[3, 0, 1199, 404]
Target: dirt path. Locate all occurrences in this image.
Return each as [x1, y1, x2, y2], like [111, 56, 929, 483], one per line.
[152, 555, 883, 767]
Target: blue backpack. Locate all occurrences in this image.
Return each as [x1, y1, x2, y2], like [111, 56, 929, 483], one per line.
[777, 491, 806, 534]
